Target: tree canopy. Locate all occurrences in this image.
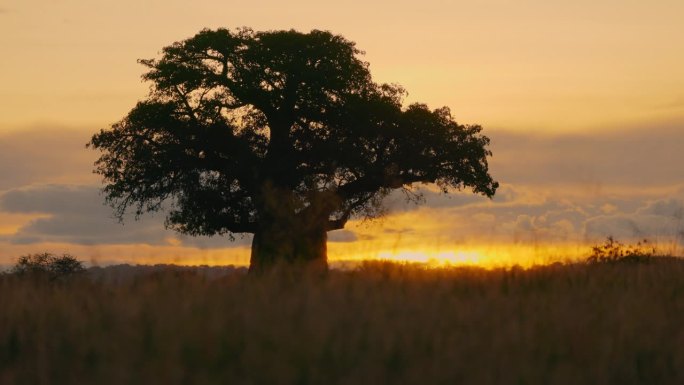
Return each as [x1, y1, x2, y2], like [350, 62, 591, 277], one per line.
[89, 27, 498, 271]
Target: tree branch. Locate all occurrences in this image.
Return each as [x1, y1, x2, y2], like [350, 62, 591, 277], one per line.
[336, 172, 428, 201]
[222, 220, 257, 234]
[173, 85, 199, 123]
[326, 193, 377, 231]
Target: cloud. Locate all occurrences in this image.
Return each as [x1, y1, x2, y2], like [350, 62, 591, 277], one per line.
[445, 195, 591, 243]
[378, 121, 683, 222]
[1, 122, 683, 259]
[0, 184, 171, 245]
[584, 213, 683, 245]
[584, 193, 684, 245]
[1, 184, 102, 215]
[371, 183, 684, 249]
[637, 198, 684, 218]
[488, 122, 684, 187]
[382, 183, 517, 214]
[0, 184, 246, 248]
[0, 127, 97, 191]
[4, 122, 679, 208]
[328, 230, 358, 243]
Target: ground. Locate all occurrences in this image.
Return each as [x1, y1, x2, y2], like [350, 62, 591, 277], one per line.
[2, 258, 684, 384]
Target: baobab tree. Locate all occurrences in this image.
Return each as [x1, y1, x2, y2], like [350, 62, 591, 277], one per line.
[88, 27, 498, 272]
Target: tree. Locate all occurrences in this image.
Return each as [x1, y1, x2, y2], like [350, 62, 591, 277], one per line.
[10, 253, 86, 280]
[88, 28, 498, 272]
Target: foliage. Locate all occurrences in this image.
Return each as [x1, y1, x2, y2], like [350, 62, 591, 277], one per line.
[88, 27, 498, 268]
[2, 260, 684, 384]
[587, 237, 657, 264]
[9, 252, 85, 280]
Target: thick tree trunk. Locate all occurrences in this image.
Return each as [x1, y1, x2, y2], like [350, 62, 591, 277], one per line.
[249, 221, 328, 273]
[249, 179, 332, 273]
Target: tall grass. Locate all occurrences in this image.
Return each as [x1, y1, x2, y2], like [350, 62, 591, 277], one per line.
[2, 259, 684, 384]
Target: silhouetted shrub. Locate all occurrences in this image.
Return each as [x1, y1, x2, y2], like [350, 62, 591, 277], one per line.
[587, 237, 656, 264]
[10, 253, 85, 280]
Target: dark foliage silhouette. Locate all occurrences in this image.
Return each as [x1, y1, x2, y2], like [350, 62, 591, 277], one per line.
[88, 27, 498, 271]
[587, 237, 656, 264]
[10, 253, 85, 280]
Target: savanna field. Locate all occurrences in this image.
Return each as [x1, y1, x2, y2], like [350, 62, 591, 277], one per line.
[2, 254, 684, 385]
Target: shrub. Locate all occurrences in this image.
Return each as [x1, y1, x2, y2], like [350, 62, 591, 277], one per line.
[10, 253, 86, 280]
[587, 237, 656, 264]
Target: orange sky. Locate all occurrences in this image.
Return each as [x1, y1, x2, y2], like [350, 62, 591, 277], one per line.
[1, 1, 683, 266]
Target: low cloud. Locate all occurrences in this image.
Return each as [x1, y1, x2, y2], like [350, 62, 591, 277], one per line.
[370, 184, 684, 249]
[0, 127, 97, 191]
[488, 122, 684, 187]
[1, 122, 683, 260]
[328, 230, 358, 243]
[0, 184, 170, 245]
[638, 198, 684, 218]
[0, 184, 244, 248]
[1, 184, 103, 215]
[584, 194, 684, 246]
[383, 184, 516, 213]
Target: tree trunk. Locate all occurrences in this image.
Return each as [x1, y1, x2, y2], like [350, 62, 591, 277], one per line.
[249, 220, 328, 273]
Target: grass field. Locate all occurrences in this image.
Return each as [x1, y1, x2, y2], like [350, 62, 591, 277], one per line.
[2, 258, 684, 384]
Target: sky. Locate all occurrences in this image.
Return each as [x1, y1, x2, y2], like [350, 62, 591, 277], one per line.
[1, 0, 683, 267]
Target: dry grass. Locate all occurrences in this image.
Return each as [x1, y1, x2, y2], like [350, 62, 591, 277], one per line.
[2, 259, 684, 384]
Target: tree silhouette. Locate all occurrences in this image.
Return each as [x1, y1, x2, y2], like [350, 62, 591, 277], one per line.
[88, 28, 498, 272]
[11, 253, 85, 280]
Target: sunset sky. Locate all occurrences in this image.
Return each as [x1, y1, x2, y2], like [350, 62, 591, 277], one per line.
[1, 0, 683, 267]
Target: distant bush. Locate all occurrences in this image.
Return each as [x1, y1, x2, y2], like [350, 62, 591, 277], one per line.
[587, 237, 656, 264]
[10, 253, 86, 280]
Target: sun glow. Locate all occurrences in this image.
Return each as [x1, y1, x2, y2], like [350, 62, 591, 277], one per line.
[328, 242, 590, 269]
[0, 236, 606, 270]
[377, 250, 484, 266]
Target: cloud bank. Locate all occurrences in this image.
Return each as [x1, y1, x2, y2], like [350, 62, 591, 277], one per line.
[0, 122, 683, 263]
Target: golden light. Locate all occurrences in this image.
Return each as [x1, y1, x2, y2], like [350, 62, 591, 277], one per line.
[330, 242, 590, 269]
[0, 213, 51, 236]
[377, 250, 484, 266]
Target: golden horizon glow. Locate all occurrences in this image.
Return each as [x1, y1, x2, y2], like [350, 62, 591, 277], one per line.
[0, 241, 594, 269]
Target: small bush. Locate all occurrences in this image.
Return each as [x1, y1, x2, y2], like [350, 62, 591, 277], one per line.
[10, 253, 85, 280]
[587, 237, 656, 264]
